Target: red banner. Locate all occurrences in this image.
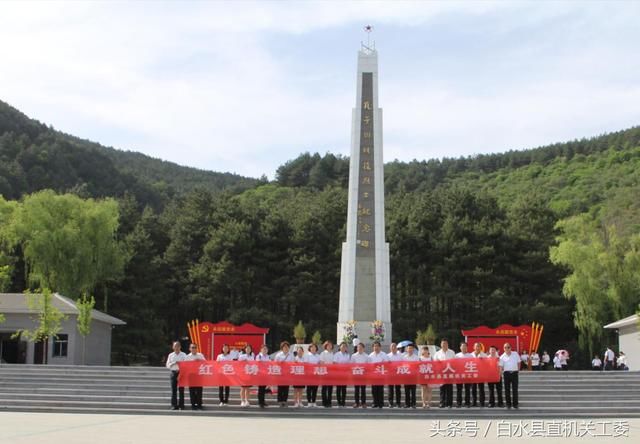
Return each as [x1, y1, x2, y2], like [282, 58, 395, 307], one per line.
[178, 358, 500, 387]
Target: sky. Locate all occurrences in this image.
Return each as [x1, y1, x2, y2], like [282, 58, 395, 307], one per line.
[0, 1, 639, 179]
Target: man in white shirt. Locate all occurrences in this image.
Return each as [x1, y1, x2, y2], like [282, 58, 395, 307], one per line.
[471, 343, 487, 407]
[274, 341, 293, 407]
[320, 341, 335, 407]
[186, 343, 205, 410]
[455, 342, 473, 408]
[229, 346, 240, 360]
[166, 341, 187, 410]
[386, 343, 403, 408]
[603, 346, 615, 370]
[499, 343, 520, 409]
[487, 346, 504, 408]
[351, 342, 370, 408]
[434, 339, 456, 408]
[530, 351, 540, 371]
[333, 342, 351, 407]
[369, 341, 388, 408]
[402, 344, 419, 408]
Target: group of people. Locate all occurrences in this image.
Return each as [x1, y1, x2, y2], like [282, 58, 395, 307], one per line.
[165, 338, 524, 411]
[592, 347, 629, 371]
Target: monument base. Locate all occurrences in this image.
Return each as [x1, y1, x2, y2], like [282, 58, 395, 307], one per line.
[336, 321, 392, 351]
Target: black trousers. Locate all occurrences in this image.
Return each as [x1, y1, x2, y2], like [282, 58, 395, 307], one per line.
[218, 386, 230, 403]
[471, 383, 485, 406]
[371, 385, 384, 408]
[604, 360, 614, 370]
[503, 371, 519, 407]
[170, 371, 184, 408]
[188, 386, 203, 408]
[440, 384, 453, 407]
[456, 383, 471, 406]
[258, 386, 267, 406]
[354, 385, 366, 405]
[306, 385, 318, 403]
[321, 386, 333, 407]
[404, 385, 416, 407]
[388, 385, 402, 406]
[488, 377, 504, 406]
[336, 386, 347, 406]
[277, 385, 289, 403]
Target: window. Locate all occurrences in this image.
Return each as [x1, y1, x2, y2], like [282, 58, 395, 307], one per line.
[53, 334, 68, 357]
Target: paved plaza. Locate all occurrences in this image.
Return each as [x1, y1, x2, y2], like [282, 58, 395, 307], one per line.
[0, 412, 637, 444]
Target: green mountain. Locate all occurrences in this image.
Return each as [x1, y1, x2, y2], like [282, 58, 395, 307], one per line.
[0, 100, 258, 205]
[1, 98, 638, 366]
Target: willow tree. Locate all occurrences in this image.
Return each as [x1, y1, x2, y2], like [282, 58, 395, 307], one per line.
[0, 196, 17, 291]
[9, 190, 127, 311]
[551, 210, 640, 357]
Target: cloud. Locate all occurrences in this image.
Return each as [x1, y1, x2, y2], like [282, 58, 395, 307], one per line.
[0, 1, 638, 178]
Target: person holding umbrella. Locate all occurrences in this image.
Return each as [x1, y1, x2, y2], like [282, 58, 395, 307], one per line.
[555, 350, 569, 370]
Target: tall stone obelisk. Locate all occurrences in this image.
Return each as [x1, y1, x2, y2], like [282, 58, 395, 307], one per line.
[337, 37, 392, 347]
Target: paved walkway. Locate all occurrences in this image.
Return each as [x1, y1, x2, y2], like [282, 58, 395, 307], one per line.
[0, 412, 637, 443]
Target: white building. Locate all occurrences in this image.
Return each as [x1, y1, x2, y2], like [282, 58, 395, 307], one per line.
[0, 292, 125, 365]
[604, 314, 639, 370]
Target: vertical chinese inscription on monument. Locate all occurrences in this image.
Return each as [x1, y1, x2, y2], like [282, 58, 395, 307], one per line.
[357, 72, 375, 258]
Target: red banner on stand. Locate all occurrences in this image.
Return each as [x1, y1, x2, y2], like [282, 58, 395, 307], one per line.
[178, 358, 500, 387]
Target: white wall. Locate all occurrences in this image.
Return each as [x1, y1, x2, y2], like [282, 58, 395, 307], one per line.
[618, 324, 640, 371]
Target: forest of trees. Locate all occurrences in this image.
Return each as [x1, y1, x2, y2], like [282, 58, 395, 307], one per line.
[0, 99, 638, 367]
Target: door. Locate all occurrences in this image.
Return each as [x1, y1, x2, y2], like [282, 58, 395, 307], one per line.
[33, 338, 48, 364]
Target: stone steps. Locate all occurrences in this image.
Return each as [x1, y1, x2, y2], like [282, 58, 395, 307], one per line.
[1, 364, 638, 418]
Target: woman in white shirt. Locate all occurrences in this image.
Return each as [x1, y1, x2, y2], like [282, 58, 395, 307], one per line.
[520, 350, 529, 370]
[617, 352, 628, 370]
[255, 344, 270, 408]
[419, 346, 433, 408]
[238, 344, 255, 407]
[293, 346, 306, 408]
[305, 343, 321, 407]
[274, 341, 293, 407]
[216, 344, 233, 406]
[530, 351, 540, 371]
[319, 341, 335, 407]
[553, 354, 562, 370]
[541, 351, 550, 370]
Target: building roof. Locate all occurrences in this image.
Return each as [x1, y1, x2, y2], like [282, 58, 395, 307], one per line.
[604, 314, 639, 329]
[0, 293, 126, 326]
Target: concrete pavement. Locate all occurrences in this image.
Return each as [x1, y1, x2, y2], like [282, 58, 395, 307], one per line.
[0, 412, 637, 444]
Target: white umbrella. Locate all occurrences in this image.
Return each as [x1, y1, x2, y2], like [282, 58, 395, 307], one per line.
[555, 349, 570, 358]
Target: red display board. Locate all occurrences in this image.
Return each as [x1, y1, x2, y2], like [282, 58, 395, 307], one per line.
[461, 324, 532, 354]
[191, 321, 269, 360]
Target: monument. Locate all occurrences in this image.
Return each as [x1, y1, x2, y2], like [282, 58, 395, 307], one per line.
[337, 28, 392, 347]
